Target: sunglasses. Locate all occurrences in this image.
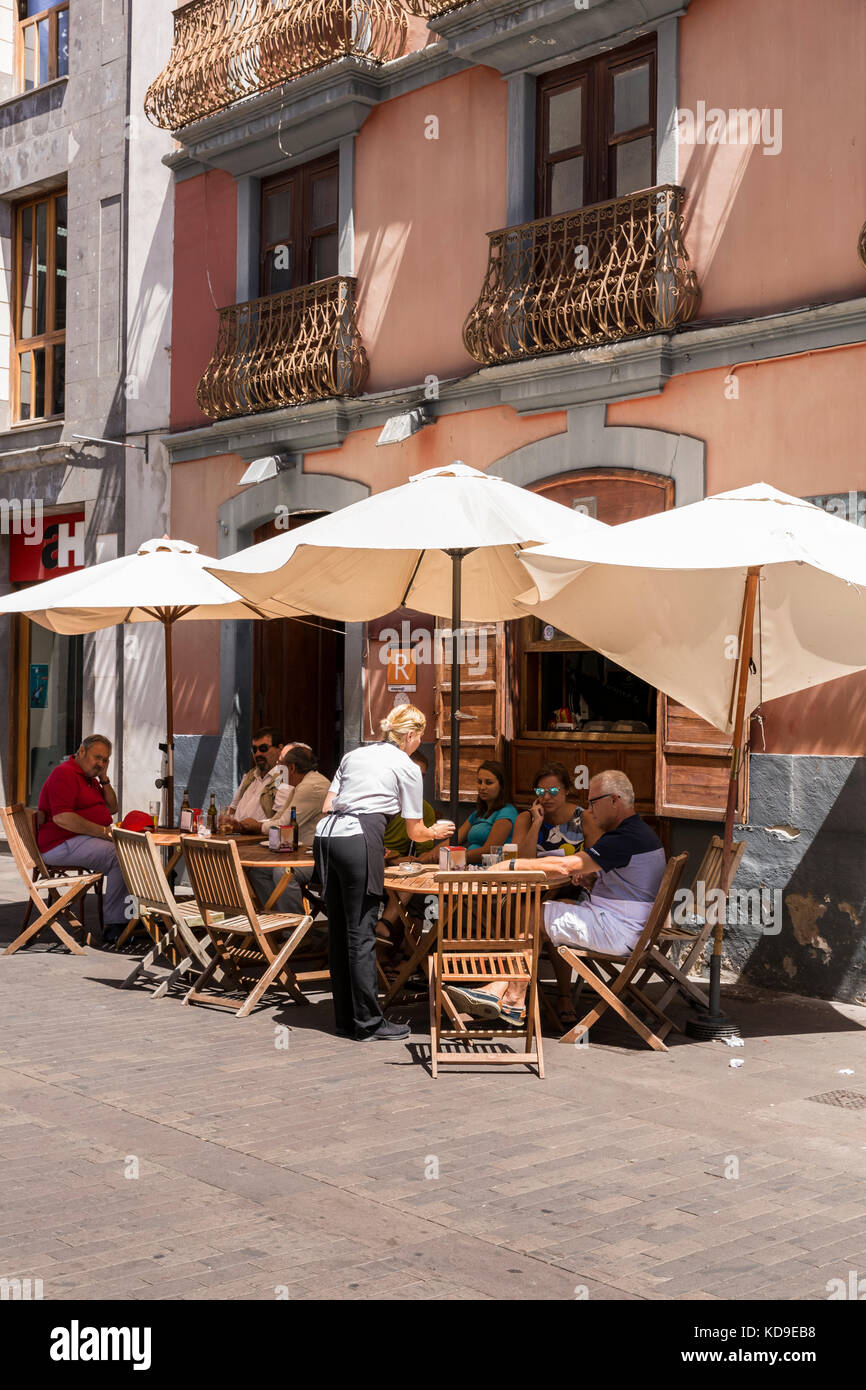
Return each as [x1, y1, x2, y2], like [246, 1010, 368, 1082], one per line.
[533, 786, 563, 797]
[251, 742, 272, 754]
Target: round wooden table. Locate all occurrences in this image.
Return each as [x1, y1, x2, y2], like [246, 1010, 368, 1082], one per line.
[149, 830, 315, 911]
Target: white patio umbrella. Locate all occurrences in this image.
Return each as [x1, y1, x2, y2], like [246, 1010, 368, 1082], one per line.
[517, 482, 866, 1032]
[0, 537, 277, 817]
[208, 462, 607, 824]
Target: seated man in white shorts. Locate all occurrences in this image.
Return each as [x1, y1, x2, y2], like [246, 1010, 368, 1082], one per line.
[445, 770, 666, 1029]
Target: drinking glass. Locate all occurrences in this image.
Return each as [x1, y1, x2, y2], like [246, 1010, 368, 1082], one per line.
[148, 800, 160, 831]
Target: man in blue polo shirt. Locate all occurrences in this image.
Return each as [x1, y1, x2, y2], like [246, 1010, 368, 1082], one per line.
[446, 770, 666, 1027]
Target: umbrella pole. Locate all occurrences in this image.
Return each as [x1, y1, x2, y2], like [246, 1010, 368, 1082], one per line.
[163, 618, 175, 826]
[448, 551, 464, 830]
[687, 567, 759, 1041]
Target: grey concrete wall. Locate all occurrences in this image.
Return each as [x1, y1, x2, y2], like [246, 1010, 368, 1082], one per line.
[0, 1, 178, 814]
[729, 755, 866, 1006]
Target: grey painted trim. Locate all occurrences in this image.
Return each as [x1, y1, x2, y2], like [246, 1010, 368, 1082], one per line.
[164, 296, 866, 465]
[216, 466, 371, 774]
[343, 621, 365, 752]
[655, 16, 679, 186]
[506, 73, 535, 227]
[164, 49, 471, 181]
[338, 136, 355, 277]
[235, 176, 261, 303]
[490, 402, 705, 506]
[429, 0, 689, 77]
[216, 466, 369, 557]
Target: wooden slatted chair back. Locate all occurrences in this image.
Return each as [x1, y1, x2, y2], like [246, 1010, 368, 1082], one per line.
[181, 835, 259, 924]
[692, 834, 746, 897]
[629, 852, 690, 960]
[434, 871, 547, 952]
[2, 803, 47, 881]
[112, 827, 182, 921]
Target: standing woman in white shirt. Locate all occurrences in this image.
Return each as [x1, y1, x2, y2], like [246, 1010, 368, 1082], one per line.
[315, 705, 454, 1041]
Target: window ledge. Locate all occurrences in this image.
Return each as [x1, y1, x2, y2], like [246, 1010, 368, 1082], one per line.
[429, 0, 688, 74]
[6, 416, 65, 434]
[0, 74, 67, 116]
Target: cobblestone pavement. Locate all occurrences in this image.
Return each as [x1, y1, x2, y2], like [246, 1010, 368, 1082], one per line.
[1, 860, 865, 1302]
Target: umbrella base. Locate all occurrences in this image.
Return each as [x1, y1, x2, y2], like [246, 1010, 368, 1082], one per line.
[685, 1012, 741, 1041]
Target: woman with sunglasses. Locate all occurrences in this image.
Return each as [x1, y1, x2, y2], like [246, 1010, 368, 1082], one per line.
[513, 761, 590, 862]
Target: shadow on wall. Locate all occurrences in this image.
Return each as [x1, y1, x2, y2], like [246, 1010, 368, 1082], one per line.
[730, 756, 866, 1004]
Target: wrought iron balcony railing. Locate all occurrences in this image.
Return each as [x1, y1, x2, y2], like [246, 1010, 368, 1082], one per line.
[145, 0, 409, 130]
[196, 277, 369, 420]
[463, 185, 700, 367]
[400, 0, 465, 13]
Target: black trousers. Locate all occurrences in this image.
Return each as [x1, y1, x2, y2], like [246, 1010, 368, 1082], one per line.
[316, 833, 384, 1036]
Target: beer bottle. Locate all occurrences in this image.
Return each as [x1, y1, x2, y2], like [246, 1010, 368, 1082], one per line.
[180, 788, 192, 831]
[181, 788, 191, 812]
[290, 806, 299, 852]
[207, 794, 218, 832]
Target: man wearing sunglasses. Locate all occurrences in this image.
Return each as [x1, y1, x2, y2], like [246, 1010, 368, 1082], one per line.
[468, 769, 666, 1029]
[225, 726, 288, 833]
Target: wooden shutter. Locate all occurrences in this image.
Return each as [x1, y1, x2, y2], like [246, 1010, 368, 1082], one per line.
[435, 621, 506, 802]
[655, 695, 748, 821]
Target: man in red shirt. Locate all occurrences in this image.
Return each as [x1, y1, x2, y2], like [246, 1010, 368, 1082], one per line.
[38, 734, 128, 944]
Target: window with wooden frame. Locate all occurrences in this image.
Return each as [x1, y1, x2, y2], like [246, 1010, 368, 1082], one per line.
[536, 36, 657, 216]
[13, 189, 67, 424]
[16, 1, 69, 93]
[259, 154, 339, 297]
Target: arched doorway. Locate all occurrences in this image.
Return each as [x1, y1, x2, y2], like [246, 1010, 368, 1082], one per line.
[250, 511, 345, 778]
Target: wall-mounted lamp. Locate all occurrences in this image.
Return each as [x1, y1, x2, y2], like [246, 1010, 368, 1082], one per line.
[238, 453, 295, 486]
[376, 406, 431, 447]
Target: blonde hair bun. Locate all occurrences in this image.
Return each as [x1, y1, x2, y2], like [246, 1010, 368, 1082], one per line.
[380, 703, 426, 747]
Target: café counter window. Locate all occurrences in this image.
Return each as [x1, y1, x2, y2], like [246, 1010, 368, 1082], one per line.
[510, 470, 736, 828]
[513, 613, 658, 820]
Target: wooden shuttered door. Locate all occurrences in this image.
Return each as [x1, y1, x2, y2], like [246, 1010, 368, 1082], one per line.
[655, 695, 748, 821]
[434, 622, 507, 802]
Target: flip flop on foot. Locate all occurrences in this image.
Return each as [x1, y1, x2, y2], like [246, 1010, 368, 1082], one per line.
[445, 985, 502, 1020]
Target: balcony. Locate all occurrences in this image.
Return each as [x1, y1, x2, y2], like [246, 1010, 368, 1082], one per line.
[145, 0, 410, 131]
[463, 186, 700, 367]
[196, 277, 369, 420]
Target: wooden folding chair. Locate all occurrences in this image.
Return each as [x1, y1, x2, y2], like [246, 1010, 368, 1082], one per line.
[1, 803, 99, 956]
[112, 827, 221, 997]
[556, 852, 689, 1052]
[637, 835, 747, 1021]
[429, 870, 546, 1078]
[13, 807, 105, 941]
[180, 835, 314, 1018]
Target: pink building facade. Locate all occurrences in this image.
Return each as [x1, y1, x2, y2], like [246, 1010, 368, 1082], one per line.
[147, 0, 866, 1001]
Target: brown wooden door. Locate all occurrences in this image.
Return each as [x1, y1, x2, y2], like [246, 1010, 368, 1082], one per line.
[435, 621, 506, 802]
[655, 696, 748, 821]
[251, 513, 344, 779]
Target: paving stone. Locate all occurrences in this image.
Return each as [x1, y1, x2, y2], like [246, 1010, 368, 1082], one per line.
[2, 883, 866, 1301]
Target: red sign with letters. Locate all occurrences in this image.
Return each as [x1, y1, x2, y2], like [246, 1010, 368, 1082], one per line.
[9, 510, 86, 583]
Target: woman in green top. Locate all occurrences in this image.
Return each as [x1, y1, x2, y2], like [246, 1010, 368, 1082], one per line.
[456, 761, 518, 865]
